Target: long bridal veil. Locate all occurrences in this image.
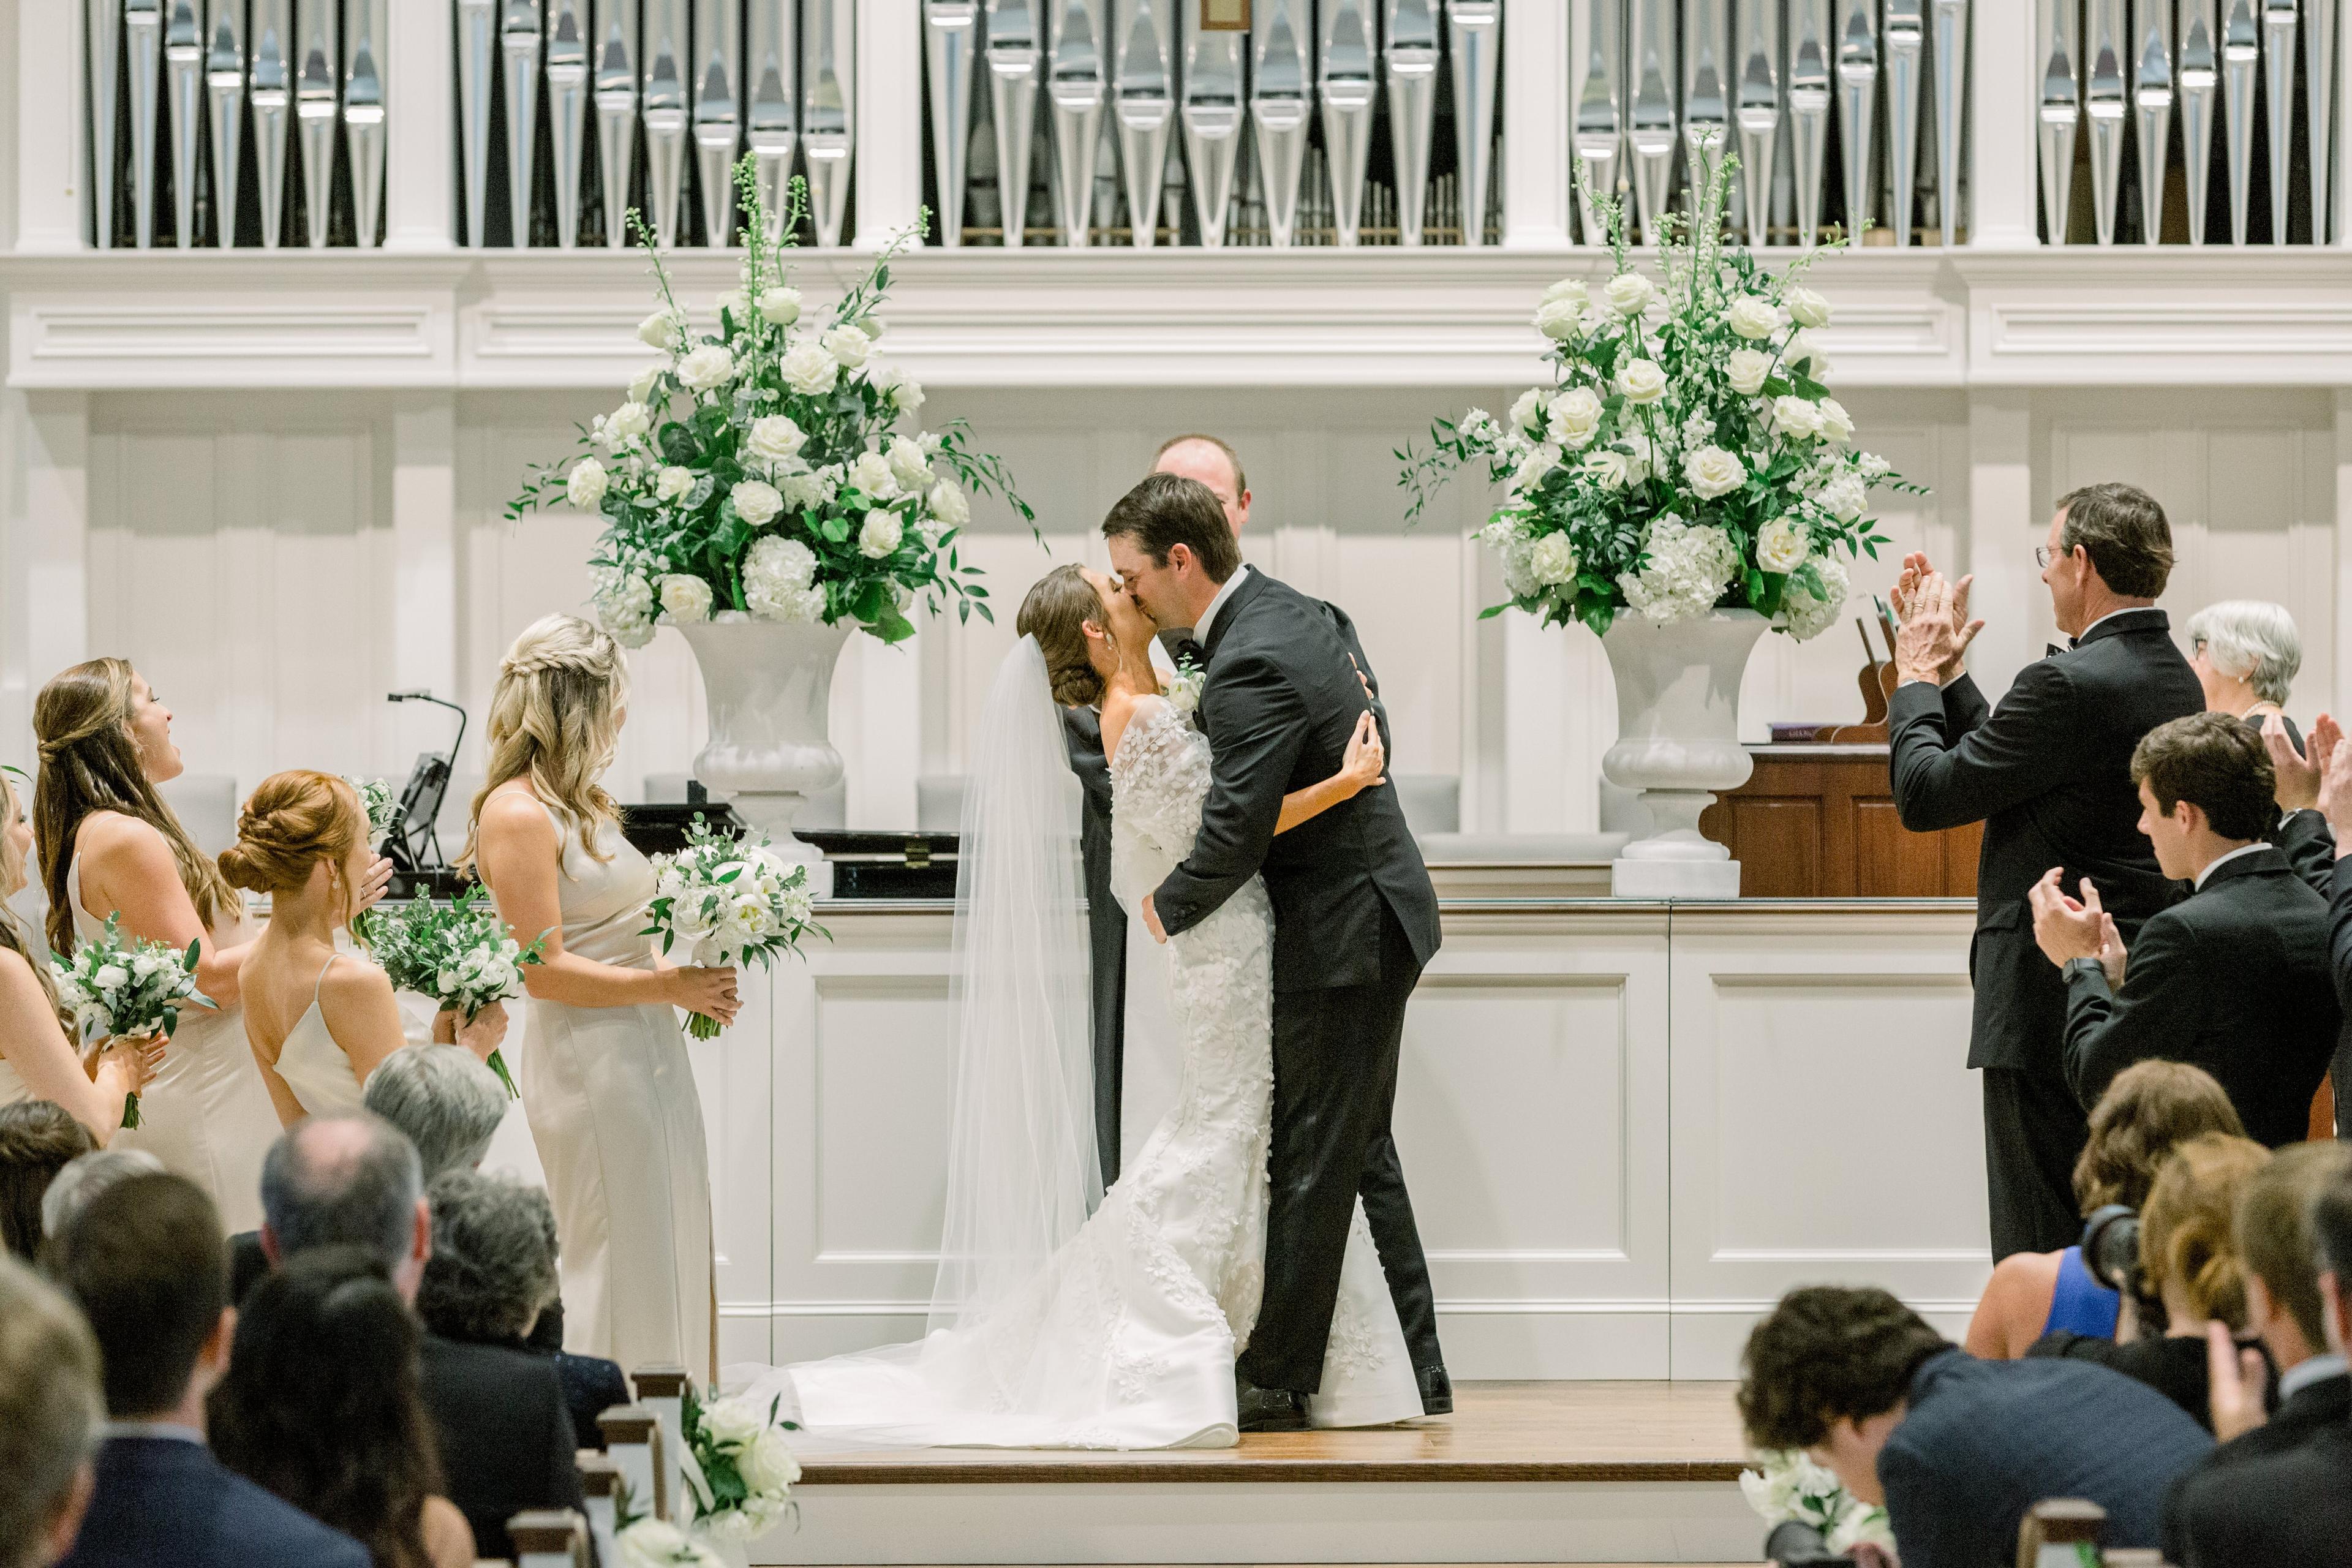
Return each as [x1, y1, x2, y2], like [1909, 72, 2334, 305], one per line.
[730, 635, 1101, 1441]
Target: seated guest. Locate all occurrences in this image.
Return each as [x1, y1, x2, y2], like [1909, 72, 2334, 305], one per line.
[0, 1102, 92, 1258]
[417, 1170, 628, 1453]
[0, 1253, 100, 1568]
[1967, 1061, 2246, 1358]
[37, 1147, 162, 1246]
[1740, 1286, 2211, 1568]
[254, 1114, 581, 1562]
[208, 1247, 474, 1568]
[47, 1172, 368, 1568]
[2163, 1141, 2352, 1566]
[2027, 1132, 2271, 1427]
[2029, 711, 2339, 1146]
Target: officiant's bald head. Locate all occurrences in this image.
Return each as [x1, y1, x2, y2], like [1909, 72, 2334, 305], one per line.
[1152, 434, 1251, 535]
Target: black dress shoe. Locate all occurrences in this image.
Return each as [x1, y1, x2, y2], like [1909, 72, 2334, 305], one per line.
[1235, 1374, 1309, 1433]
[1417, 1365, 1453, 1416]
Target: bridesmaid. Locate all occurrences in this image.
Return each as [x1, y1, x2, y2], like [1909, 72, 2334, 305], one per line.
[223, 771, 499, 1125]
[464, 614, 737, 1376]
[0, 767, 156, 1140]
[30, 658, 328, 1231]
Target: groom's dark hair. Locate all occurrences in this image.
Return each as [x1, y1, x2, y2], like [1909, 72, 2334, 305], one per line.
[1103, 474, 1242, 582]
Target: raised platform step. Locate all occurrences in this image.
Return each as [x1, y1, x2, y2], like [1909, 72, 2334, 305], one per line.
[755, 1384, 1763, 1566]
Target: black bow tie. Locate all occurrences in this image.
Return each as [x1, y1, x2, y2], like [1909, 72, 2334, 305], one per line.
[2046, 638, 2079, 658]
[1174, 638, 1208, 669]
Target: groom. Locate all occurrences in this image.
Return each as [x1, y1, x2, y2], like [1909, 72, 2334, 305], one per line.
[1103, 473, 1450, 1430]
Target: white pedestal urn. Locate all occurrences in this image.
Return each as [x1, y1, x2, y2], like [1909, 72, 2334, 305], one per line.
[1599, 608, 1770, 898]
[676, 617, 852, 899]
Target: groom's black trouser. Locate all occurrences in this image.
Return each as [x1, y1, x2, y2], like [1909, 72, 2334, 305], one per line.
[1237, 906, 1443, 1395]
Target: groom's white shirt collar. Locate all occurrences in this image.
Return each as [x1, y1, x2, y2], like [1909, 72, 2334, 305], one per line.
[1191, 564, 1253, 648]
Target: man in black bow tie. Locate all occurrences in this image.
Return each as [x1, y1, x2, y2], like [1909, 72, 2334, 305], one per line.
[1887, 484, 2203, 1259]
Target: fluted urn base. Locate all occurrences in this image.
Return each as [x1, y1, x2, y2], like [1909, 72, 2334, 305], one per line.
[677, 617, 852, 899]
[1599, 608, 1769, 898]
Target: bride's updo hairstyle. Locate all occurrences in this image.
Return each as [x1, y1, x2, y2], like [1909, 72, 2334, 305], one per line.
[32, 657, 236, 954]
[461, 614, 628, 871]
[219, 772, 364, 914]
[1018, 564, 1107, 709]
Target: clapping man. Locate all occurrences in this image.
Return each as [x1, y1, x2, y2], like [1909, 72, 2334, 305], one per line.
[1888, 484, 2204, 1257]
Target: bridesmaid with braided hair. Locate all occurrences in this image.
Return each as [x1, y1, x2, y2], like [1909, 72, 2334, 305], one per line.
[465, 614, 738, 1376]
[31, 659, 345, 1230]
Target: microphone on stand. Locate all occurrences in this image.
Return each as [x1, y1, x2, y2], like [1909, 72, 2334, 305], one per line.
[385, 691, 469, 873]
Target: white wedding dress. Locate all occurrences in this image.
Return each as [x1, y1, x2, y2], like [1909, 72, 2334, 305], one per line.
[741, 686, 1420, 1449]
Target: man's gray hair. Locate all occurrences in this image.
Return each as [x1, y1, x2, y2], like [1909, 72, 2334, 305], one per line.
[362, 1045, 508, 1182]
[0, 1254, 100, 1568]
[2185, 599, 2302, 707]
[258, 1114, 423, 1268]
[416, 1169, 560, 1344]
[39, 1147, 165, 1240]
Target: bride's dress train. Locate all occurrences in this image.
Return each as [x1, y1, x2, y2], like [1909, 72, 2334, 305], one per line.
[737, 692, 1419, 1449]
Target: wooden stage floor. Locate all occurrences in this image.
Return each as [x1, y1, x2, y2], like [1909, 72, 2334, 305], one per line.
[793, 1381, 1752, 1485]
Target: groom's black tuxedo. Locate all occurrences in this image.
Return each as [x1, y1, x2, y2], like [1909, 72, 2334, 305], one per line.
[1152, 568, 1446, 1396]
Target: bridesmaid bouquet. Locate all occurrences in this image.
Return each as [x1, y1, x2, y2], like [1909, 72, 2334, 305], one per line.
[510, 157, 1030, 649]
[643, 817, 824, 1041]
[680, 1384, 800, 1543]
[346, 775, 401, 845]
[364, 887, 545, 1098]
[48, 914, 214, 1129]
[1739, 1448, 1895, 1559]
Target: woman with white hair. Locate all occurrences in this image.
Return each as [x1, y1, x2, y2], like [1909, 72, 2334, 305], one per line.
[462, 615, 737, 1377]
[361, 1046, 510, 1185]
[2185, 600, 2304, 743]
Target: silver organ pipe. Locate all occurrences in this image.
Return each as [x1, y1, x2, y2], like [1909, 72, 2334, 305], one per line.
[1885, 0, 1924, 244]
[2222, 0, 2256, 241]
[1047, 0, 1108, 245]
[644, 0, 690, 247]
[167, 1, 202, 246]
[2086, 0, 2127, 243]
[2133, 0, 2173, 243]
[458, 0, 495, 245]
[692, 0, 741, 243]
[89, 0, 121, 246]
[503, 1, 546, 247]
[924, 1, 976, 245]
[205, 0, 244, 245]
[1790, 0, 1833, 244]
[347, 0, 388, 246]
[1179, 1, 1245, 246]
[2263, 0, 2297, 241]
[298, 0, 339, 249]
[2310, 0, 2336, 236]
[2179, 0, 2218, 242]
[1114, 0, 1177, 246]
[1735, 0, 1783, 247]
[1836, 0, 1879, 238]
[1319, 0, 1378, 246]
[1384, 0, 1440, 246]
[2038, 0, 2081, 241]
[1450, 0, 1501, 245]
[253, 0, 293, 246]
[127, 0, 162, 248]
[1628, 0, 1677, 238]
[1570, 0, 1621, 243]
[1683, 0, 1733, 168]
[1251, 0, 1314, 247]
[987, 0, 1043, 246]
[546, 0, 588, 248]
[802, 0, 855, 246]
[1932, 0, 1967, 243]
[595, 0, 640, 248]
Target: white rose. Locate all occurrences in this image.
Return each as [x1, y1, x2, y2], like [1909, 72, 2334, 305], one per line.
[701, 1395, 767, 1450]
[565, 458, 608, 510]
[1604, 271, 1656, 317]
[1529, 532, 1580, 586]
[677, 343, 736, 392]
[781, 341, 839, 396]
[888, 434, 933, 492]
[926, 480, 970, 533]
[1786, 331, 1830, 376]
[1786, 286, 1833, 329]
[779, 470, 832, 511]
[636, 308, 685, 352]
[1508, 442, 1561, 499]
[1725, 347, 1773, 396]
[845, 449, 897, 499]
[859, 509, 905, 559]
[1534, 296, 1584, 341]
[1724, 295, 1783, 340]
[1756, 516, 1811, 573]
[1509, 387, 1548, 435]
[94, 964, 129, 993]
[823, 323, 873, 368]
[131, 952, 160, 978]
[739, 1429, 802, 1496]
[605, 401, 652, 443]
[873, 361, 925, 414]
[1682, 445, 1747, 499]
[731, 479, 784, 527]
[746, 415, 806, 466]
[1615, 358, 1667, 403]
[758, 286, 802, 325]
[1581, 448, 1633, 490]
[1547, 386, 1604, 448]
[1772, 395, 1826, 439]
[658, 574, 714, 622]
[1541, 277, 1589, 308]
[655, 465, 695, 502]
[616, 1518, 722, 1568]
[627, 366, 662, 404]
[1816, 397, 1855, 443]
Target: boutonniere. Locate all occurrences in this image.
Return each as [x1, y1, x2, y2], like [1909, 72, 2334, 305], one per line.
[1165, 655, 1205, 718]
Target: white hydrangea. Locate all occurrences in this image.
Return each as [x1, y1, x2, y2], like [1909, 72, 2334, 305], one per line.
[1477, 516, 1524, 552]
[591, 568, 657, 649]
[1781, 552, 1850, 641]
[1501, 537, 1543, 599]
[1617, 518, 1740, 625]
[1529, 532, 1580, 586]
[744, 535, 826, 622]
[676, 344, 736, 392]
[780, 341, 839, 396]
[1816, 470, 1869, 521]
[1756, 516, 1811, 573]
[657, 574, 714, 623]
[745, 415, 805, 467]
[1457, 408, 1502, 445]
[1859, 452, 1892, 480]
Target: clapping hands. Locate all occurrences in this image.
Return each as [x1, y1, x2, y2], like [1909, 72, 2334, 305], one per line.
[2028, 868, 2126, 985]
[1890, 552, 1985, 687]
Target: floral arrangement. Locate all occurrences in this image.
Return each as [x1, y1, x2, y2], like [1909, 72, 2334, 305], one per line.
[364, 886, 543, 1098]
[1739, 1449, 1896, 1559]
[643, 816, 823, 1040]
[1401, 156, 1913, 641]
[1166, 654, 1205, 718]
[347, 776, 400, 845]
[679, 1384, 801, 1542]
[511, 160, 1031, 648]
[614, 1518, 724, 1568]
[49, 914, 215, 1128]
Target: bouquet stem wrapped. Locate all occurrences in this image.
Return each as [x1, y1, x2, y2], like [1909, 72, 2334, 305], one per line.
[49, 913, 216, 1129]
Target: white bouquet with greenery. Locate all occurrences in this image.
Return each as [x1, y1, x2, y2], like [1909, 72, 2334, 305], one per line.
[643, 817, 824, 1041]
[1403, 156, 1915, 642]
[49, 913, 215, 1128]
[347, 776, 400, 845]
[512, 159, 1030, 648]
[363, 886, 544, 1097]
[614, 1518, 724, 1568]
[1739, 1449, 1896, 1559]
[680, 1384, 800, 1543]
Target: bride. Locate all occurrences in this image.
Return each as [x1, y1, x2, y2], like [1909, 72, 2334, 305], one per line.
[737, 563, 1423, 1449]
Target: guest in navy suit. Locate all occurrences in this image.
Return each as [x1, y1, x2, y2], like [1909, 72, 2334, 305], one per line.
[47, 1171, 369, 1568]
[1740, 1285, 2211, 1568]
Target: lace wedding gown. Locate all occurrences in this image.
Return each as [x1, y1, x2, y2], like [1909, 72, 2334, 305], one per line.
[750, 696, 1420, 1449]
